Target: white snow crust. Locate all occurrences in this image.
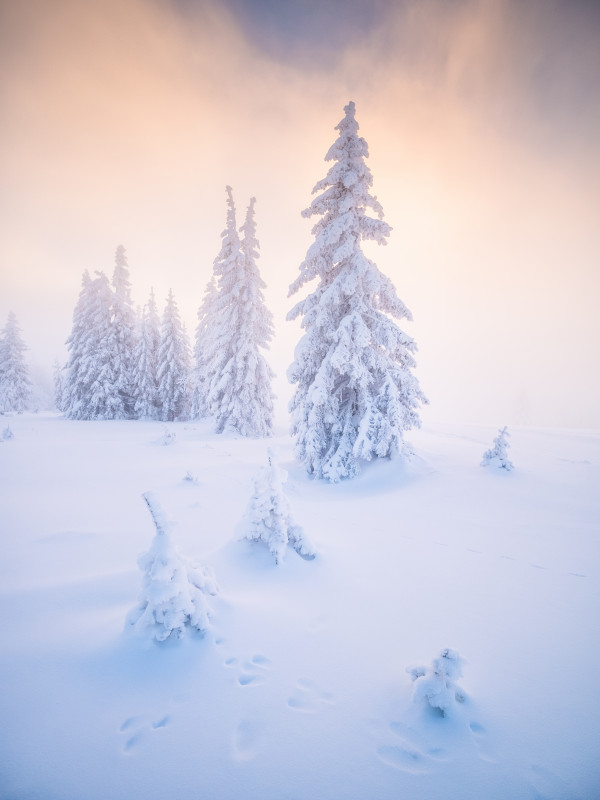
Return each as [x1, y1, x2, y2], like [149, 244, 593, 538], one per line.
[0, 414, 598, 799]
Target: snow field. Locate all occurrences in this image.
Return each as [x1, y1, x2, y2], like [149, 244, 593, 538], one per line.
[0, 414, 598, 799]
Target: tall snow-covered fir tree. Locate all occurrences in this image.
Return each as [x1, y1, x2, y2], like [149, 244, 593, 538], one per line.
[63, 271, 124, 420]
[133, 288, 161, 419]
[206, 189, 275, 437]
[202, 186, 242, 427]
[157, 289, 191, 421]
[287, 101, 427, 481]
[0, 312, 32, 413]
[111, 245, 138, 417]
[62, 271, 93, 418]
[190, 275, 218, 420]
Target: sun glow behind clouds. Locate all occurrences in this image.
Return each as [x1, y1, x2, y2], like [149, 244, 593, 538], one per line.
[0, 0, 598, 426]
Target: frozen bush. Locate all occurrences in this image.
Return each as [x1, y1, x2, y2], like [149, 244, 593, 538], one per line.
[126, 492, 218, 642]
[239, 449, 315, 564]
[481, 426, 514, 470]
[160, 427, 176, 446]
[407, 648, 466, 716]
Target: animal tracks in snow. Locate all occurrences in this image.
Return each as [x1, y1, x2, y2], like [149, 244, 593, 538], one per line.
[287, 678, 334, 714]
[376, 742, 432, 775]
[232, 719, 262, 761]
[218, 638, 273, 688]
[468, 720, 498, 763]
[370, 713, 497, 775]
[432, 539, 587, 579]
[370, 719, 446, 776]
[119, 713, 172, 753]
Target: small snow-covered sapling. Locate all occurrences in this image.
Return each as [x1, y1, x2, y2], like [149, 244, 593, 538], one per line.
[481, 426, 514, 471]
[239, 449, 315, 564]
[407, 648, 466, 716]
[1, 426, 14, 441]
[160, 427, 176, 446]
[126, 491, 218, 642]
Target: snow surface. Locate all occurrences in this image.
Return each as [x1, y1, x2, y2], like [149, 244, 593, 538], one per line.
[0, 413, 599, 799]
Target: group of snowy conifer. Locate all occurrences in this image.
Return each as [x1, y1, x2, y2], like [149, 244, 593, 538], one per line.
[59, 247, 192, 422]
[6, 101, 519, 482]
[59, 190, 275, 434]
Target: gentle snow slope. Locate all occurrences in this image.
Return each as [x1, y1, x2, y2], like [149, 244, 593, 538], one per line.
[0, 414, 598, 799]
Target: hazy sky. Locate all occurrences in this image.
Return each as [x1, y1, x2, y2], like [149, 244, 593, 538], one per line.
[1, 0, 599, 427]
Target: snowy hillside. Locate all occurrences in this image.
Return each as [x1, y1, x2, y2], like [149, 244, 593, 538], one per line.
[1, 414, 598, 799]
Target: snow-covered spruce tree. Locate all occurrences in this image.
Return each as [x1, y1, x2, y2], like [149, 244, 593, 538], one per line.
[288, 102, 427, 482]
[239, 449, 315, 564]
[481, 426, 514, 471]
[199, 187, 240, 422]
[0, 312, 32, 413]
[157, 289, 191, 421]
[133, 288, 161, 419]
[64, 271, 124, 420]
[111, 245, 138, 417]
[205, 189, 275, 436]
[407, 648, 466, 716]
[190, 275, 218, 420]
[52, 359, 66, 412]
[127, 492, 218, 642]
[62, 271, 93, 417]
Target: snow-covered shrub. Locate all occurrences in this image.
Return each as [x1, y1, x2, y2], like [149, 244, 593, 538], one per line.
[1, 425, 14, 441]
[160, 427, 176, 446]
[182, 470, 199, 484]
[481, 426, 514, 471]
[407, 648, 466, 716]
[126, 492, 218, 642]
[239, 449, 315, 564]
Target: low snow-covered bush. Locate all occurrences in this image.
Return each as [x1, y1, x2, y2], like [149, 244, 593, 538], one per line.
[407, 648, 466, 716]
[1, 425, 13, 441]
[481, 426, 513, 470]
[238, 449, 315, 564]
[160, 427, 176, 446]
[126, 492, 218, 642]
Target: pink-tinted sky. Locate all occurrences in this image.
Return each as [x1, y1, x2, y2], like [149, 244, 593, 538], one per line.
[1, 0, 599, 426]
